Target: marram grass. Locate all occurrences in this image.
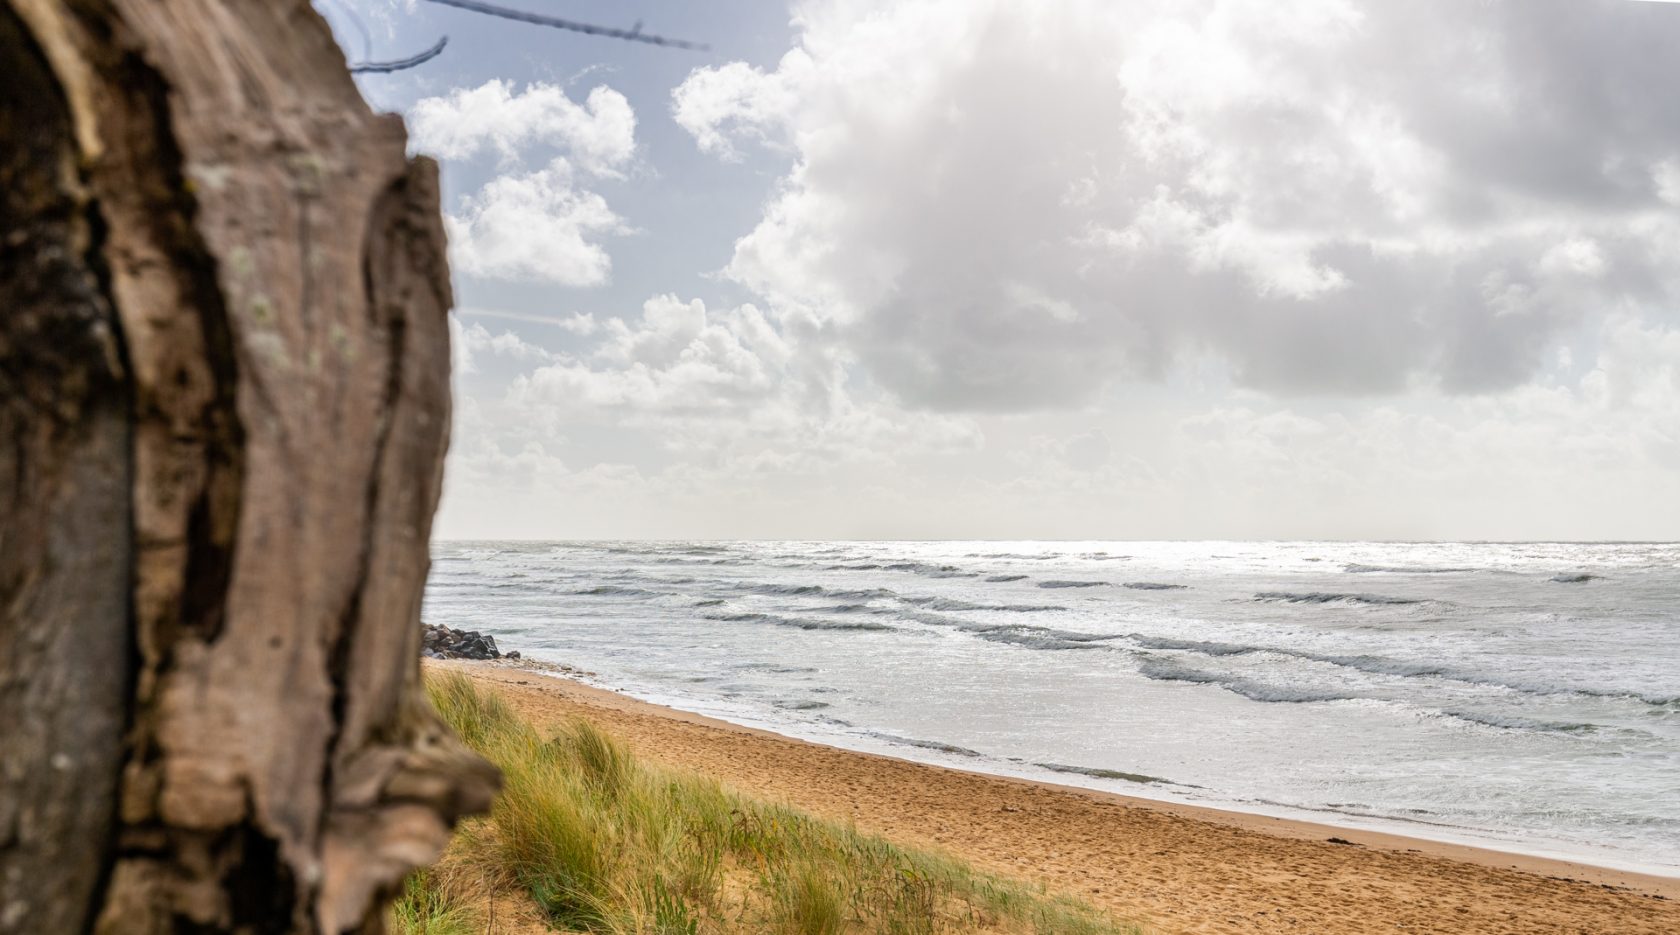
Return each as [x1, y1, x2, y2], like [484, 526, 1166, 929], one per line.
[393, 672, 1139, 935]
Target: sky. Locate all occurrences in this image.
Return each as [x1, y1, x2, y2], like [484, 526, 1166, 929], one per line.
[323, 0, 1680, 541]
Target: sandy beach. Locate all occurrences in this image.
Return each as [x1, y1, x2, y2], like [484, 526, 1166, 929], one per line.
[429, 659, 1678, 935]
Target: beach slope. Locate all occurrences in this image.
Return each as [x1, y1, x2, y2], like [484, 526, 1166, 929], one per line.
[431, 660, 1678, 935]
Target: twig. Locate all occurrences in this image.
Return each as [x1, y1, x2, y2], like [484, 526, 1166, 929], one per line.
[349, 35, 450, 73]
[422, 0, 708, 50]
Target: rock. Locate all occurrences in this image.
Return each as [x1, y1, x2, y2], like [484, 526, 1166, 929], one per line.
[420, 622, 503, 660]
[505, 651, 521, 660]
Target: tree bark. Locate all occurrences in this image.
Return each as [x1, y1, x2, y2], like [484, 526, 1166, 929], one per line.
[0, 2, 498, 932]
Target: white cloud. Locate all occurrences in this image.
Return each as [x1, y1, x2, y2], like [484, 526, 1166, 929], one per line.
[503, 294, 979, 458]
[425, 0, 1680, 540]
[410, 80, 636, 176]
[407, 79, 638, 287]
[434, 292, 988, 537]
[444, 158, 626, 286]
[515, 295, 790, 414]
[670, 58, 805, 160]
[675, 0, 1680, 409]
[450, 317, 554, 376]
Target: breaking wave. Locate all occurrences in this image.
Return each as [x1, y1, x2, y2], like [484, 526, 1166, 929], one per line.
[773, 699, 832, 711]
[899, 595, 1067, 613]
[970, 625, 1115, 651]
[1136, 659, 1357, 704]
[1343, 563, 1477, 574]
[1122, 636, 1680, 710]
[743, 582, 898, 600]
[1036, 762, 1170, 784]
[866, 732, 983, 757]
[1436, 709, 1600, 733]
[707, 611, 894, 632]
[1254, 591, 1425, 605]
[574, 585, 659, 598]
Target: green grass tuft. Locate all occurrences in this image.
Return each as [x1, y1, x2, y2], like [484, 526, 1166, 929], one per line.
[394, 672, 1140, 934]
[389, 869, 482, 935]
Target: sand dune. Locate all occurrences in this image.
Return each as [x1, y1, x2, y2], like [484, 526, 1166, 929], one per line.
[432, 659, 1679, 935]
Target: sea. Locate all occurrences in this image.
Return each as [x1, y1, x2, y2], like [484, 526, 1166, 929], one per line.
[423, 540, 1680, 876]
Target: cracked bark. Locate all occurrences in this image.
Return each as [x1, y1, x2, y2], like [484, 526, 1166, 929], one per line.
[0, 2, 498, 932]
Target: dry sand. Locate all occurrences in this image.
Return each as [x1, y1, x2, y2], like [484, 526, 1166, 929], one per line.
[431, 659, 1679, 935]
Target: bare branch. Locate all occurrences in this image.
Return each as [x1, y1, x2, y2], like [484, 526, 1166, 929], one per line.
[350, 35, 449, 73]
[422, 0, 707, 51]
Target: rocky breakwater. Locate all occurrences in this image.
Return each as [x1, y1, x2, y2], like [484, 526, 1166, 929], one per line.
[422, 622, 519, 661]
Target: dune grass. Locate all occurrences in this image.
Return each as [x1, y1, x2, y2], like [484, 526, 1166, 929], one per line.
[394, 671, 1138, 935]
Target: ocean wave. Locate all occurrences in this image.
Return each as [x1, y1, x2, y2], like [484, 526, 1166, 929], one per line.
[897, 609, 972, 629]
[1550, 573, 1599, 583]
[820, 560, 980, 578]
[1136, 659, 1356, 704]
[574, 585, 659, 597]
[971, 625, 1114, 651]
[773, 699, 832, 711]
[788, 619, 895, 632]
[744, 582, 898, 600]
[1122, 582, 1188, 591]
[1435, 709, 1600, 733]
[895, 610, 1106, 650]
[694, 598, 726, 607]
[1125, 634, 1253, 656]
[883, 561, 981, 578]
[985, 574, 1029, 582]
[707, 612, 893, 632]
[866, 732, 982, 757]
[1343, 563, 1477, 574]
[1124, 636, 1680, 710]
[899, 596, 1067, 613]
[810, 603, 893, 615]
[1036, 762, 1168, 784]
[1037, 580, 1110, 589]
[1253, 590, 1424, 605]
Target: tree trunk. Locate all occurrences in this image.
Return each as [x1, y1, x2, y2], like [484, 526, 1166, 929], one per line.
[0, 2, 498, 932]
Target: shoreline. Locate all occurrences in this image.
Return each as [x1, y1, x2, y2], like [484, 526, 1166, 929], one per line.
[455, 654, 1680, 886]
[430, 657, 1678, 935]
[599, 680, 1680, 882]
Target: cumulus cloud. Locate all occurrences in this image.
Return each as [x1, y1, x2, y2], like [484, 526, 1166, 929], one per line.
[675, 0, 1680, 410]
[444, 158, 626, 286]
[419, 1, 1680, 540]
[513, 294, 792, 414]
[410, 80, 636, 175]
[670, 59, 805, 160]
[437, 308, 1680, 539]
[409, 79, 638, 286]
[442, 292, 979, 519]
[450, 317, 555, 377]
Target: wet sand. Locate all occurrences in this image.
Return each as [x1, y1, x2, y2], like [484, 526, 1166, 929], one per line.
[430, 659, 1680, 935]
